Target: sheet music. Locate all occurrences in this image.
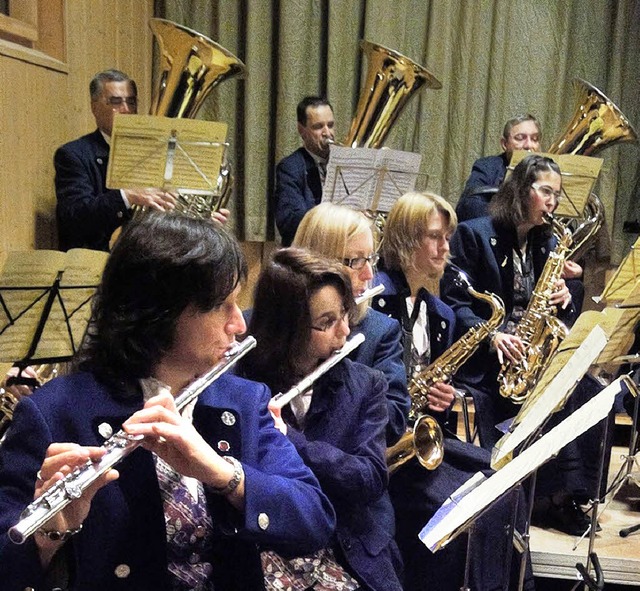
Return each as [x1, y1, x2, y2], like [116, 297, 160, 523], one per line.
[420, 379, 621, 552]
[596, 237, 640, 304]
[508, 151, 602, 218]
[108, 115, 227, 192]
[323, 146, 422, 212]
[0, 250, 107, 362]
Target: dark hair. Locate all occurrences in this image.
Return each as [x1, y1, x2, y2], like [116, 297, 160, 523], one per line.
[489, 153, 561, 227]
[502, 114, 541, 140]
[89, 69, 137, 101]
[297, 96, 333, 125]
[77, 213, 246, 388]
[241, 248, 355, 394]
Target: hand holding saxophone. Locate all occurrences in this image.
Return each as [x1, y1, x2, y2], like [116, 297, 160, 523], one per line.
[124, 187, 177, 211]
[122, 390, 243, 499]
[492, 332, 526, 365]
[548, 277, 572, 310]
[423, 381, 456, 413]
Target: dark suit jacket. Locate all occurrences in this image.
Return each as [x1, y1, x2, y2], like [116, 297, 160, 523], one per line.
[349, 309, 410, 446]
[274, 147, 323, 246]
[55, 129, 131, 251]
[455, 154, 508, 222]
[285, 359, 403, 591]
[0, 372, 335, 591]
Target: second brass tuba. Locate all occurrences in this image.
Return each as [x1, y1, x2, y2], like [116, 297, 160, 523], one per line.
[147, 18, 246, 217]
[548, 78, 638, 260]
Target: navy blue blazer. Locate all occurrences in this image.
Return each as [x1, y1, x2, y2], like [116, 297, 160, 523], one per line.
[456, 154, 508, 222]
[55, 129, 131, 251]
[0, 372, 335, 591]
[285, 359, 402, 591]
[274, 147, 323, 246]
[349, 309, 410, 446]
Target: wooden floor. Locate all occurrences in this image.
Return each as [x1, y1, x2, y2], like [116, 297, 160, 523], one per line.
[530, 431, 640, 588]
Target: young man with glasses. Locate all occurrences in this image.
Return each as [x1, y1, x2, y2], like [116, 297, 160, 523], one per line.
[456, 114, 542, 222]
[54, 69, 176, 251]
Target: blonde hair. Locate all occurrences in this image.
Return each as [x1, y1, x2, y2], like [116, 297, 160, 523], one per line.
[382, 191, 457, 273]
[293, 203, 374, 322]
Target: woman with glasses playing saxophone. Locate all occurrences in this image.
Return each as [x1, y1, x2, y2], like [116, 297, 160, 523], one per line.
[441, 153, 604, 536]
[239, 248, 403, 591]
[0, 213, 335, 591]
[368, 192, 533, 591]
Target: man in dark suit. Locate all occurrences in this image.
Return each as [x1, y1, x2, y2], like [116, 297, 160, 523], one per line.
[274, 96, 335, 246]
[54, 69, 176, 251]
[456, 114, 541, 222]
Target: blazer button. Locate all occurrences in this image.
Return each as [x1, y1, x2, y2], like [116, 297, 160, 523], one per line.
[377, 298, 386, 308]
[258, 513, 270, 530]
[221, 410, 236, 426]
[114, 564, 131, 578]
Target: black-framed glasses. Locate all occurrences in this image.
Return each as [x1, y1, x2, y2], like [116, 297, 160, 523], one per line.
[311, 309, 348, 332]
[105, 96, 138, 108]
[531, 183, 562, 201]
[343, 253, 379, 270]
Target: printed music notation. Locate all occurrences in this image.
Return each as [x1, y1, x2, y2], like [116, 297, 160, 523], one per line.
[323, 145, 423, 213]
[107, 115, 228, 193]
[0, 249, 108, 362]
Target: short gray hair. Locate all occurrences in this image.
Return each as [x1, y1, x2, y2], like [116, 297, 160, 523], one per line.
[89, 69, 137, 101]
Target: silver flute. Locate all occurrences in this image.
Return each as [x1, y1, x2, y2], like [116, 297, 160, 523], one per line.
[9, 336, 257, 545]
[270, 333, 365, 410]
[354, 284, 384, 305]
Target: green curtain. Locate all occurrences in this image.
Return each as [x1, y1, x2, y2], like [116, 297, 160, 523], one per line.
[155, 0, 640, 265]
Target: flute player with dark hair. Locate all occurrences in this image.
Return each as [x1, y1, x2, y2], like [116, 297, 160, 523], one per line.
[0, 212, 335, 591]
[240, 248, 403, 591]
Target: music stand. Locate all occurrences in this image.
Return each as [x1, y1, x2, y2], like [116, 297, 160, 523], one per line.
[323, 145, 424, 213]
[419, 379, 624, 591]
[0, 249, 107, 373]
[107, 114, 227, 195]
[508, 150, 603, 220]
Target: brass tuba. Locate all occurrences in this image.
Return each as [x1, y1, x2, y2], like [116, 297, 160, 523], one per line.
[344, 40, 442, 149]
[548, 79, 638, 260]
[147, 18, 246, 216]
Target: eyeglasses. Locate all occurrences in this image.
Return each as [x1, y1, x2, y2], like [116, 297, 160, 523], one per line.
[105, 96, 138, 108]
[343, 253, 380, 270]
[311, 309, 349, 332]
[531, 183, 562, 201]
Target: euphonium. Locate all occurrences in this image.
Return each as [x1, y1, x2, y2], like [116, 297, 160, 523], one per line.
[386, 272, 505, 474]
[142, 18, 246, 218]
[498, 214, 573, 404]
[548, 78, 638, 260]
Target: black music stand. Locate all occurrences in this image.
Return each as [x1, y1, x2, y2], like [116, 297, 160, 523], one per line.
[323, 145, 425, 214]
[0, 249, 107, 374]
[420, 378, 624, 591]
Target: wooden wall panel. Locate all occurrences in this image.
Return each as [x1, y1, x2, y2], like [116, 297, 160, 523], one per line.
[0, 0, 153, 258]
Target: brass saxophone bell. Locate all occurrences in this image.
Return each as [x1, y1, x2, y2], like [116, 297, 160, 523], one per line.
[386, 415, 444, 474]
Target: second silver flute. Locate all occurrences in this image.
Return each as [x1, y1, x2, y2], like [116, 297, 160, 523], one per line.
[270, 333, 365, 410]
[9, 336, 257, 545]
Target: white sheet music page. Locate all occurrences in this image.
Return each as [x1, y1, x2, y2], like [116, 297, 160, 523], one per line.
[323, 146, 422, 212]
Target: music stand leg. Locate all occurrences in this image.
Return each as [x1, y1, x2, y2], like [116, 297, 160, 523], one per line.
[459, 523, 474, 591]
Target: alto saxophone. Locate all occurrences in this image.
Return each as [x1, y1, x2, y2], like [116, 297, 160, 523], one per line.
[498, 215, 573, 404]
[386, 272, 505, 474]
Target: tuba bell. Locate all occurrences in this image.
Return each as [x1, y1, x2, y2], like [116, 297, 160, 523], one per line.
[548, 79, 638, 260]
[343, 40, 442, 149]
[146, 18, 246, 217]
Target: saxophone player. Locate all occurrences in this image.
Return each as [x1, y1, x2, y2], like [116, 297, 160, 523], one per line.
[0, 213, 335, 591]
[442, 154, 605, 536]
[370, 192, 533, 591]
